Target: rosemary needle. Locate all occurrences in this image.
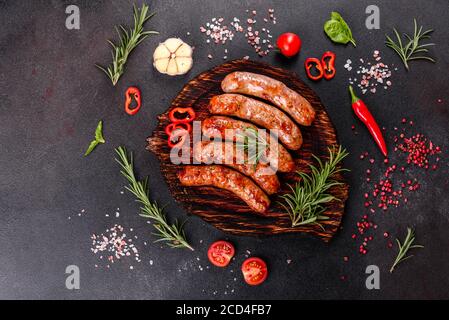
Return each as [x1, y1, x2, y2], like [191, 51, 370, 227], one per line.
[280, 146, 349, 228]
[390, 227, 423, 273]
[115, 146, 193, 251]
[385, 18, 435, 71]
[96, 4, 158, 86]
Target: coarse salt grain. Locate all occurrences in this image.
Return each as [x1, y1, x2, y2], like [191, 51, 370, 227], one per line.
[91, 225, 141, 269]
[200, 9, 278, 59]
[345, 51, 394, 95]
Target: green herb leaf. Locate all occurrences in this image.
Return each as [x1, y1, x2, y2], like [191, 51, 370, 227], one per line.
[279, 146, 349, 228]
[84, 120, 105, 157]
[96, 4, 158, 86]
[95, 120, 105, 143]
[84, 140, 99, 157]
[385, 19, 435, 71]
[115, 146, 193, 250]
[324, 11, 356, 47]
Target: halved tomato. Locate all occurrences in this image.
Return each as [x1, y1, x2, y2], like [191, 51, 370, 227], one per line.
[241, 257, 268, 286]
[207, 241, 235, 267]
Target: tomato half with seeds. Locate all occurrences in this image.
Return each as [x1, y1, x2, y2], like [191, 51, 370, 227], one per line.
[241, 257, 268, 286]
[207, 241, 235, 267]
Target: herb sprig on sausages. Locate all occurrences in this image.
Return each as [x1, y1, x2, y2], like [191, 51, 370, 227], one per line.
[280, 146, 349, 228]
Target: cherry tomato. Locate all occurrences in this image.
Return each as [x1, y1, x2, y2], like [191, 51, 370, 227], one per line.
[241, 257, 268, 286]
[276, 33, 302, 57]
[207, 241, 235, 267]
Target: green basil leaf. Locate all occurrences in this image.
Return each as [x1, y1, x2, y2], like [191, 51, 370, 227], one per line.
[324, 20, 350, 44]
[324, 11, 356, 47]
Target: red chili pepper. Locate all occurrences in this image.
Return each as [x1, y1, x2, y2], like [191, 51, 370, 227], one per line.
[349, 86, 388, 157]
[304, 58, 324, 81]
[165, 122, 191, 136]
[321, 51, 336, 80]
[169, 107, 196, 123]
[168, 128, 189, 149]
[125, 87, 141, 115]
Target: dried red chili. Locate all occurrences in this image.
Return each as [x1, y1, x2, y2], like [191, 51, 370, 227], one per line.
[165, 122, 192, 136]
[321, 51, 336, 80]
[304, 57, 324, 81]
[168, 128, 189, 149]
[169, 107, 196, 123]
[125, 87, 141, 115]
[349, 86, 388, 157]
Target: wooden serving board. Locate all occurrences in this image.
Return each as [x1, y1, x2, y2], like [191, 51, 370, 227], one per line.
[146, 59, 349, 242]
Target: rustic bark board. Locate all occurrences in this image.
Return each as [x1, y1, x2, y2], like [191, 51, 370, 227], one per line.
[146, 59, 349, 242]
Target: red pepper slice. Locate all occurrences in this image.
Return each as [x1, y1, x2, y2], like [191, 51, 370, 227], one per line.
[349, 86, 388, 157]
[304, 58, 324, 81]
[165, 122, 192, 136]
[125, 87, 141, 115]
[168, 128, 189, 149]
[169, 107, 196, 123]
[321, 51, 336, 80]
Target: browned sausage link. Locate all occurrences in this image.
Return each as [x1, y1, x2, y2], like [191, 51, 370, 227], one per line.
[201, 116, 295, 172]
[193, 141, 280, 194]
[221, 71, 316, 126]
[178, 165, 270, 214]
[208, 94, 303, 150]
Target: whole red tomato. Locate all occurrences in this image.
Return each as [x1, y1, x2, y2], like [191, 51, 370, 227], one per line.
[276, 33, 302, 57]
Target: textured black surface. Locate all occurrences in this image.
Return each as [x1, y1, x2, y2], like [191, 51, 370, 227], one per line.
[0, 0, 448, 299]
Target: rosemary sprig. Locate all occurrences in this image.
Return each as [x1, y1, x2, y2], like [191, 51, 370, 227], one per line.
[115, 146, 193, 250]
[390, 227, 423, 273]
[385, 18, 435, 71]
[280, 146, 349, 228]
[235, 128, 269, 166]
[96, 4, 158, 86]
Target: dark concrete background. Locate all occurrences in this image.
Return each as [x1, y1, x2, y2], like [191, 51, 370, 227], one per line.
[0, 0, 448, 299]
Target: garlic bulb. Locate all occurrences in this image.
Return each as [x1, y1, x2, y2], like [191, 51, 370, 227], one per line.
[153, 38, 193, 76]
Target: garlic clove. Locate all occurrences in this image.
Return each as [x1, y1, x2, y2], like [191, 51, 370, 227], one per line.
[175, 57, 193, 74]
[154, 58, 170, 73]
[176, 43, 193, 57]
[153, 44, 171, 60]
[166, 59, 179, 76]
[164, 38, 184, 52]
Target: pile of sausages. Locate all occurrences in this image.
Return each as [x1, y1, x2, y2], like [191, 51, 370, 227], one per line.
[178, 72, 316, 214]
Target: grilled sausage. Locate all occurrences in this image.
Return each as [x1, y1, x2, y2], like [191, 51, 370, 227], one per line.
[208, 94, 303, 150]
[201, 116, 295, 172]
[178, 165, 270, 213]
[221, 71, 316, 126]
[193, 141, 280, 194]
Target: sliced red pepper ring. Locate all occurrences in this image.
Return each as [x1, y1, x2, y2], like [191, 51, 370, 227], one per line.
[321, 51, 336, 80]
[169, 107, 196, 123]
[168, 128, 189, 149]
[165, 122, 192, 136]
[304, 58, 324, 81]
[125, 87, 141, 115]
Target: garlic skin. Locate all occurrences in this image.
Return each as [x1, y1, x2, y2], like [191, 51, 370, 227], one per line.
[153, 38, 193, 76]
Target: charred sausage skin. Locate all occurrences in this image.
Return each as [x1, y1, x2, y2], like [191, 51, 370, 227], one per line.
[178, 165, 270, 214]
[221, 71, 316, 126]
[208, 94, 303, 150]
[193, 141, 280, 194]
[201, 116, 295, 172]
